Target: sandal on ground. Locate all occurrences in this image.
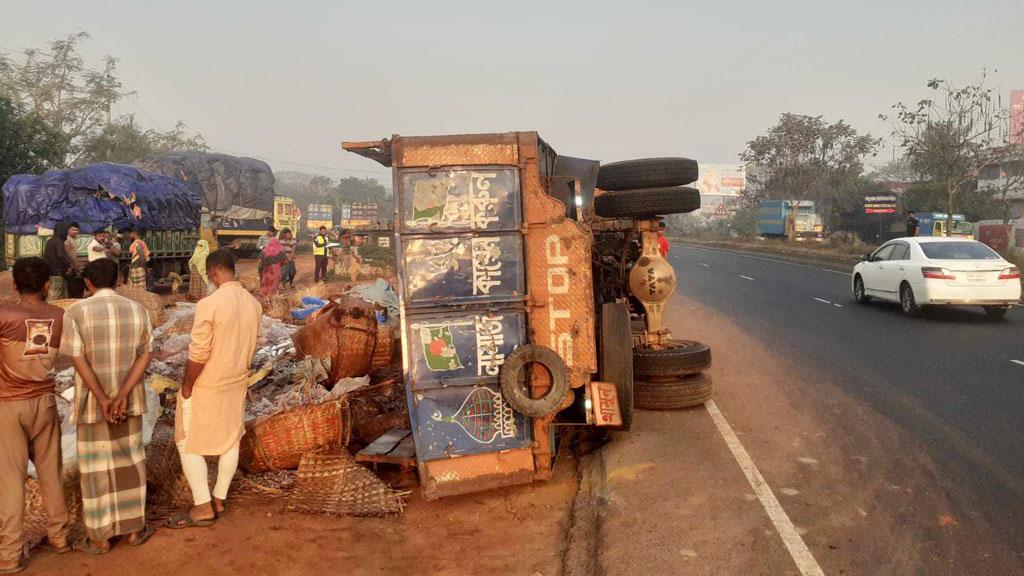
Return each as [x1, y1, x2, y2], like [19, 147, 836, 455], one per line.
[128, 525, 156, 546]
[38, 540, 72, 554]
[164, 513, 216, 529]
[213, 499, 228, 517]
[75, 539, 111, 555]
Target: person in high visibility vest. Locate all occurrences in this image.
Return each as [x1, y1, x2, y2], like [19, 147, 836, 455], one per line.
[313, 226, 329, 283]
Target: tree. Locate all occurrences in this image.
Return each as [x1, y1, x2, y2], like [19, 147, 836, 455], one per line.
[0, 96, 65, 269]
[78, 114, 206, 165]
[0, 32, 127, 167]
[333, 177, 392, 219]
[882, 73, 1006, 235]
[741, 113, 880, 239]
[0, 97, 65, 182]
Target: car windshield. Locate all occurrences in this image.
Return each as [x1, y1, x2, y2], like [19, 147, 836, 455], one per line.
[919, 241, 999, 260]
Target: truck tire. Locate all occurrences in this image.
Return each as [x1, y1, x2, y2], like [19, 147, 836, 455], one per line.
[633, 340, 711, 377]
[597, 157, 699, 191]
[595, 187, 701, 219]
[635, 373, 714, 410]
[500, 345, 569, 418]
[600, 302, 634, 431]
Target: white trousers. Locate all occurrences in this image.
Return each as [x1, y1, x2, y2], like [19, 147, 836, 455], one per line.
[176, 397, 240, 506]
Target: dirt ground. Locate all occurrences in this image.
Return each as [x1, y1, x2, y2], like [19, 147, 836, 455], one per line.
[24, 464, 577, 576]
[13, 252, 577, 576]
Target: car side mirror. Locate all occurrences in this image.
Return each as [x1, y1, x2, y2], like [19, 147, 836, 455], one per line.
[860, 253, 872, 262]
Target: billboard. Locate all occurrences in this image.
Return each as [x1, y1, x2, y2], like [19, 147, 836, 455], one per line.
[695, 163, 746, 197]
[693, 163, 746, 221]
[1011, 90, 1024, 145]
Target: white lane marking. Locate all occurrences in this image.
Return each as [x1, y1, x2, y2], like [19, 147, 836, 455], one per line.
[739, 275, 755, 281]
[683, 245, 850, 276]
[833, 303, 843, 308]
[1011, 359, 1024, 367]
[699, 263, 710, 268]
[706, 400, 825, 576]
[813, 297, 831, 305]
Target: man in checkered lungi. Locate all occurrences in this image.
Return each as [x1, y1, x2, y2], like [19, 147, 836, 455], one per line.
[62, 259, 154, 554]
[126, 229, 149, 290]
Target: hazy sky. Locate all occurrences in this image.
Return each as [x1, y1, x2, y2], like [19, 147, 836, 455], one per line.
[5, 0, 1023, 184]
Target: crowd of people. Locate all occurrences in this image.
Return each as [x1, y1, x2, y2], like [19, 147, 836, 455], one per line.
[42, 225, 150, 302]
[0, 249, 261, 573]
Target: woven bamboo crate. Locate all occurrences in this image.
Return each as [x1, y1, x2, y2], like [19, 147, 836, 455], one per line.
[287, 451, 407, 517]
[239, 398, 352, 473]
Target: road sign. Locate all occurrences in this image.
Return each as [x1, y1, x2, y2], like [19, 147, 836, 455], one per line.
[864, 194, 898, 214]
[713, 201, 728, 217]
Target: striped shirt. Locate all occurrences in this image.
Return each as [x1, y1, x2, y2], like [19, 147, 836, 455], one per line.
[61, 289, 153, 424]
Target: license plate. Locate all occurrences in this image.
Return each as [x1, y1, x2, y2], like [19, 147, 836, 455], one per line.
[589, 381, 622, 427]
[966, 273, 987, 283]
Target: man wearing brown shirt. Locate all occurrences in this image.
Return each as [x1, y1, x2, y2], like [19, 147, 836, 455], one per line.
[0, 257, 71, 573]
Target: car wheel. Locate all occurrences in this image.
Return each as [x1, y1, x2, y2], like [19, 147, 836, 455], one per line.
[634, 373, 714, 410]
[983, 306, 1009, 321]
[900, 283, 920, 317]
[853, 275, 870, 304]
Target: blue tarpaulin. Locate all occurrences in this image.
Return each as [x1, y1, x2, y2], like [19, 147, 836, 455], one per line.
[2, 163, 201, 235]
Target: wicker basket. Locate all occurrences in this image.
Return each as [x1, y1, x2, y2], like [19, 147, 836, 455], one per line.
[287, 451, 407, 517]
[239, 398, 352, 473]
[370, 326, 397, 371]
[115, 285, 167, 327]
[23, 467, 82, 549]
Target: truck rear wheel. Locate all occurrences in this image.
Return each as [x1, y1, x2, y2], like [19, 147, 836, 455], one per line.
[633, 340, 711, 377]
[597, 157, 699, 191]
[595, 187, 701, 219]
[635, 373, 714, 410]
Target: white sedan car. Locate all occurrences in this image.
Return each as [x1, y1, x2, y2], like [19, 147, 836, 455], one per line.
[852, 237, 1021, 319]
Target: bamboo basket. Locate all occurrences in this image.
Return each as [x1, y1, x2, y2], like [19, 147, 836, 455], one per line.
[239, 398, 352, 473]
[370, 325, 397, 371]
[116, 285, 167, 327]
[287, 450, 408, 517]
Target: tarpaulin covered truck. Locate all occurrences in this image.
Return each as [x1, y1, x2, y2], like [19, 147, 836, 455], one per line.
[135, 151, 293, 254]
[343, 133, 710, 499]
[2, 163, 201, 278]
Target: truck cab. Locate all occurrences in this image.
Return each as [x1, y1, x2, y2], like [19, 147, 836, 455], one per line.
[343, 132, 708, 499]
[917, 212, 972, 237]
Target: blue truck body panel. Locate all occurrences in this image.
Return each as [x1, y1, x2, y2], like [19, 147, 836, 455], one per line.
[756, 200, 816, 237]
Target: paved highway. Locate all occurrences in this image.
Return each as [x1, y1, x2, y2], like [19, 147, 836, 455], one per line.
[670, 243, 1024, 560]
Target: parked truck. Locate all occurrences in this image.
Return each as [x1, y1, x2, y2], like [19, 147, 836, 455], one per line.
[135, 151, 289, 255]
[2, 163, 201, 280]
[305, 203, 334, 235]
[756, 199, 824, 241]
[915, 212, 972, 237]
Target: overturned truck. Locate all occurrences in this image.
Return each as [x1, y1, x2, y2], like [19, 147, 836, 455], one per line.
[343, 132, 711, 499]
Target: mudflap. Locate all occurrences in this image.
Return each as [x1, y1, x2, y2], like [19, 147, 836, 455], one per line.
[600, 302, 634, 430]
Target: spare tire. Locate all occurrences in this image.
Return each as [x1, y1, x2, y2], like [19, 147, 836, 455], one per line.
[595, 187, 700, 219]
[633, 340, 711, 377]
[597, 157, 699, 191]
[500, 345, 569, 418]
[635, 373, 714, 410]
